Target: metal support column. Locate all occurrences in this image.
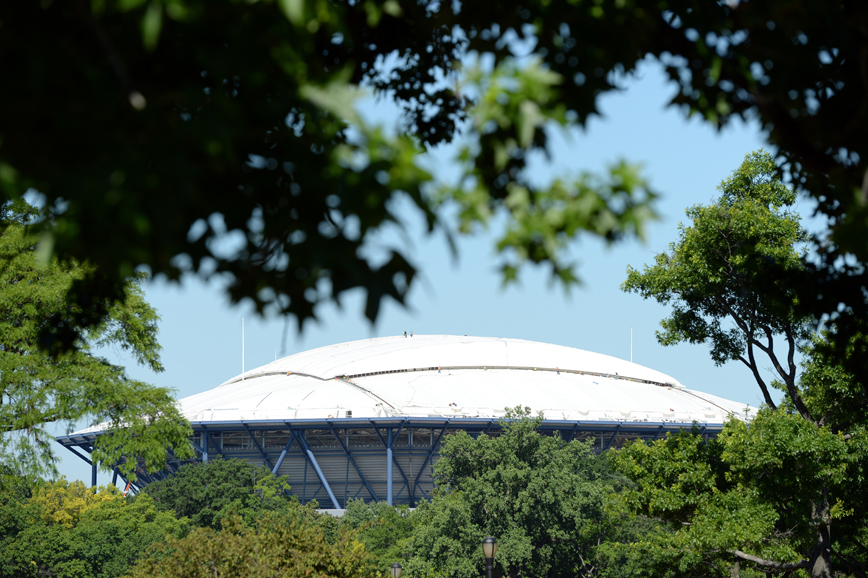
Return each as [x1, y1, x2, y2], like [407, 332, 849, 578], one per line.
[328, 424, 379, 502]
[91, 461, 97, 487]
[64, 444, 93, 466]
[200, 427, 211, 463]
[603, 423, 622, 451]
[387, 429, 393, 506]
[293, 431, 340, 509]
[413, 424, 448, 502]
[271, 434, 295, 475]
[242, 424, 275, 470]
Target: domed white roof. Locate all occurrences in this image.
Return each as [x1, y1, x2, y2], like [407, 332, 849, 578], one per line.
[173, 335, 754, 424]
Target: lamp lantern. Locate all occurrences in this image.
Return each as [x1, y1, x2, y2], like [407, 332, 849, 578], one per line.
[482, 536, 497, 578]
[390, 562, 402, 578]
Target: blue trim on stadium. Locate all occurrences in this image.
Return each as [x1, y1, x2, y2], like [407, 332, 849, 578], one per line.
[56, 417, 723, 507]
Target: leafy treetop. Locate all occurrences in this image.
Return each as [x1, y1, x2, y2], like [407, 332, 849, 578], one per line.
[128, 511, 375, 578]
[616, 152, 868, 578]
[0, 477, 188, 578]
[623, 150, 810, 414]
[142, 456, 299, 529]
[404, 408, 639, 578]
[0, 201, 192, 479]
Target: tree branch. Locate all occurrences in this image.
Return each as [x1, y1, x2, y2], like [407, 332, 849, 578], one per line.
[746, 338, 778, 409]
[729, 551, 809, 571]
[836, 551, 868, 578]
[714, 297, 777, 409]
[852, 538, 868, 556]
[753, 319, 812, 421]
[759, 325, 790, 383]
[783, 323, 813, 422]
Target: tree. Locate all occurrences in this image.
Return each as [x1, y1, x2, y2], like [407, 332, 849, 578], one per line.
[0, 1, 658, 346]
[611, 397, 868, 577]
[142, 457, 299, 529]
[402, 409, 638, 578]
[0, 478, 189, 578]
[623, 150, 810, 412]
[128, 511, 376, 578]
[615, 153, 868, 577]
[5, 1, 868, 372]
[338, 498, 417, 576]
[0, 202, 192, 479]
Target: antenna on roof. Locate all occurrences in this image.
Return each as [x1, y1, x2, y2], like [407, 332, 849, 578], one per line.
[242, 317, 245, 380]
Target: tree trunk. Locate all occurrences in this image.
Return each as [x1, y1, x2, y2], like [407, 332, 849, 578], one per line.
[808, 489, 832, 578]
[729, 560, 740, 578]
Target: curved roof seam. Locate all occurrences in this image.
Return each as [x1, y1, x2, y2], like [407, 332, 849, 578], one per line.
[340, 376, 403, 415]
[67, 335, 759, 437]
[222, 365, 681, 389]
[673, 388, 747, 417]
[222, 370, 406, 413]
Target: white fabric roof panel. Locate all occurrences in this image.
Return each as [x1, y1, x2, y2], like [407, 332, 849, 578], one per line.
[175, 335, 754, 424]
[221, 335, 683, 387]
[72, 335, 755, 435]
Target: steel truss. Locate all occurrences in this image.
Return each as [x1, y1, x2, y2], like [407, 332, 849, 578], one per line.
[56, 418, 722, 508]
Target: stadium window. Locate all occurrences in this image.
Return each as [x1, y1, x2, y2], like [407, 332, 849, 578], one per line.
[395, 431, 410, 448]
[306, 429, 337, 448]
[263, 430, 291, 450]
[221, 431, 252, 451]
[411, 429, 432, 448]
[347, 428, 377, 448]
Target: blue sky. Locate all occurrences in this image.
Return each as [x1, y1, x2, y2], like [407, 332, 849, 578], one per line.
[57, 58, 811, 485]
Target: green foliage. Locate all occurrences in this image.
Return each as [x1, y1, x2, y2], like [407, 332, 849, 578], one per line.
[0, 205, 192, 479]
[0, 477, 188, 578]
[611, 429, 780, 577]
[0, 468, 375, 578]
[29, 477, 124, 528]
[339, 499, 417, 576]
[142, 457, 299, 529]
[442, 58, 658, 289]
[618, 151, 868, 577]
[4, 0, 868, 384]
[611, 413, 868, 577]
[128, 511, 375, 578]
[797, 332, 868, 432]
[403, 409, 641, 578]
[0, 0, 666, 344]
[623, 150, 810, 410]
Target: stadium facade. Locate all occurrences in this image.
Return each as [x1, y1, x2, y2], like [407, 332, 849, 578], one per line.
[57, 335, 754, 508]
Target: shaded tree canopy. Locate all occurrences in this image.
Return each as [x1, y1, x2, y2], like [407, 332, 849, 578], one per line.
[0, 201, 192, 479]
[6, 0, 868, 364]
[0, 0, 660, 342]
[142, 457, 299, 529]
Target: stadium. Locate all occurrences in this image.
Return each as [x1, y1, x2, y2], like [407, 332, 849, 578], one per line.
[57, 335, 754, 508]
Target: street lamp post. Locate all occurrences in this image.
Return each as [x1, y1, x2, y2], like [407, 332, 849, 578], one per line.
[390, 562, 402, 578]
[482, 536, 497, 578]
